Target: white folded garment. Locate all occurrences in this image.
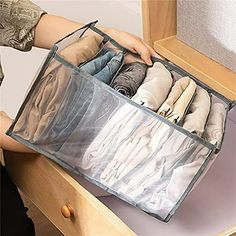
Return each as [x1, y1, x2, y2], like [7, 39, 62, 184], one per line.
[158, 76, 190, 116]
[118, 130, 196, 197]
[100, 119, 171, 187]
[132, 62, 173, 111]
[80, 103, 147, 176]
[203, 103, 226, 145]
[183, 88, 211, 136]
[144, 144, 211, 219]
[166, 79, 197, 123]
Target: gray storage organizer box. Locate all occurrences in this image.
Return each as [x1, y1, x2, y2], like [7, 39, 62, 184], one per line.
[7, 22, 235, 222]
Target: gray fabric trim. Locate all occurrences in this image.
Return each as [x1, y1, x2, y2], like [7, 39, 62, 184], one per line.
[215, 102, 230, 152]
[6, 44, 217, 154]
[89, 25, 234, 107]
[55, 20, 98, 45]
[53, 53, 217, 151]
[86, 24, 232, 150]
[162, 60, 234, 106]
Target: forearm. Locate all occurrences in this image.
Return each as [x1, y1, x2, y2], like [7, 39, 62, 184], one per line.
[34, 14, 84, 49]
[0, 112, 35, 153]
[34, 14, 157, 64]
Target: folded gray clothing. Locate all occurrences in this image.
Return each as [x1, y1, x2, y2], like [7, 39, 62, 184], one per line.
[110, 62, 148, 98]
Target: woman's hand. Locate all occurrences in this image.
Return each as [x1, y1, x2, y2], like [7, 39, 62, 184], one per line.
[104, 28, 160, 65]
[35, 15, 160, 65]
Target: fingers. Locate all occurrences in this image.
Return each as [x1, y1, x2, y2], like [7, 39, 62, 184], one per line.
[144, 43, 163, 59]
[133, 40, 163, 65]
[145, 43, 164, 60]
[134, 43, 153, 66]
[124, 53, 145, 64]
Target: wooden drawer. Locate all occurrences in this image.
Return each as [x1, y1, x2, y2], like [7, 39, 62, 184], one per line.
[3, 151, 136, 236]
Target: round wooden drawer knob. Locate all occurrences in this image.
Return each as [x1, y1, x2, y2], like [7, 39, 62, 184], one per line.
[61, 204, 74, 218]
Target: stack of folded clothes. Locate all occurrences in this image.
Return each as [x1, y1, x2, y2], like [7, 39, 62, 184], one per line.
[78, 59, 226, 214]
[24, 36, 225, 145]
[10, 30, 229, 220]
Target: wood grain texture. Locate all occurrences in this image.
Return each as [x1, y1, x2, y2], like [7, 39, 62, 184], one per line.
[154, 36, 236, 101]
[142, 0, 176, 46]
[4, 151, 136, 236]
[20, 192, 63, 236]
[215, 225, 236, 236]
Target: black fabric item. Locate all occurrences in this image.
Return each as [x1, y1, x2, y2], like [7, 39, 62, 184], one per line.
[111, 62, 147, 98]
[1, 164, 35, 236]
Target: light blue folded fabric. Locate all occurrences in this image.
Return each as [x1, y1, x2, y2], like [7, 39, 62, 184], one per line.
[80, 48, 124, 84]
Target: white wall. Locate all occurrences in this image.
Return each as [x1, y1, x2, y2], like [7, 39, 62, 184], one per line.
[177, 0, 236, 72]
[0, 0, 142, 118]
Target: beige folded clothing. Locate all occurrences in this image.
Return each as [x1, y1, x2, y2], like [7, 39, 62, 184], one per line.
[158, 76, 190, 116]
[41, 34, 103, 79]
[14, 35, 102, 140]
[59, 34, 102, 66]
[166, 79, 197, 124]
[132, 62, 173, 111]
[183, 88, 211, 136]
[203, 103, 226, 145]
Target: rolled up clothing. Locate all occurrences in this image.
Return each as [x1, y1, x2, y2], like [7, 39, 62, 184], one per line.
[202, 103, 226, 145]
[80, 48, 116, 75]
[158, 76, 190, 116]
[132, 62, 173, 111]
[94, 52, 124, 84]
[111, 62, 147, 98]
[166, 79, 197, 124]
[59, 34, 103, 66]
[183, 88, 211, 136]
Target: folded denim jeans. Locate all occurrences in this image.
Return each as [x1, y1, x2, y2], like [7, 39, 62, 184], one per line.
[132, 62, 173, 111]
[80, 47, 123, 84]
[111, 62, 147, 98]
[94, 52, 124, 84]
[80, 48, 116, 75]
